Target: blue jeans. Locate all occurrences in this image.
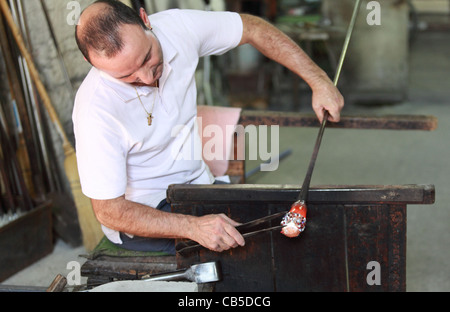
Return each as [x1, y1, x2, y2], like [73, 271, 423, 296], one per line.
[113, 180, 229, 255]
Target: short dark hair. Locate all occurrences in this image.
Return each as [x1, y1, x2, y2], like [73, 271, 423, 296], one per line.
[75, 0, 148, 63]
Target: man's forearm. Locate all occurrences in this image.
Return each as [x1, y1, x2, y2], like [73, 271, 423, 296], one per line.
[91, 197, 246, 252]
[239, 13, 344, 122]
[239, 14, 332, 91]
[91, 197, 195, 239]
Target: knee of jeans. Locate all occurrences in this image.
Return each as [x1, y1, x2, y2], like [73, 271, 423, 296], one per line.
[156, 199, 171, 212]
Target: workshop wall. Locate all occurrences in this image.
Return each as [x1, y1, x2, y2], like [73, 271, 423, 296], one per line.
[0, 1, 92, 203]
[0, 0, 232, 216]
[16, 0, 91, 197]
[21, 0, 91, 144]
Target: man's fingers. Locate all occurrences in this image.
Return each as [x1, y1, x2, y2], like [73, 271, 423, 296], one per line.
[225, 225, 246, 248]
[220, 214, 242, 228]
[194, 214, 245, 252]
[327, 109, 341, 123]
[315, 107, 325, 124]
[219, 215, 245, 248]
[312, 81, 344, 123]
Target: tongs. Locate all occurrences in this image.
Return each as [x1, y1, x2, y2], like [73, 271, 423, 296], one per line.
[175, 211, 287, 255]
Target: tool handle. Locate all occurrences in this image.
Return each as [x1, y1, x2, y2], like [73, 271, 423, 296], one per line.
[176, 211, 287, 255]
[176, 224, 284, 255]
[143, 270, 187, 282]
[176, 241, 201, 255]
[298, 111, 328, 202]
[235, 211, 287, 233]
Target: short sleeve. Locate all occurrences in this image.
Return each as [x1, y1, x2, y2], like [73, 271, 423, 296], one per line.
[176, 10, 244, 57]
[74, 103, 128, 200]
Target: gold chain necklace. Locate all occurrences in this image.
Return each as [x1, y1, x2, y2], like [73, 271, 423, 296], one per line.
[134, 81, 159, 126]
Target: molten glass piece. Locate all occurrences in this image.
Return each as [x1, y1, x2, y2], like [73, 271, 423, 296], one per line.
[281, 201, 307, 238]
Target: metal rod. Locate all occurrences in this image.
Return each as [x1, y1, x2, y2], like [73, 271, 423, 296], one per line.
[298, 0, 362, 203]
[333, 0, 362, 87]
[19, 0, 56, 192]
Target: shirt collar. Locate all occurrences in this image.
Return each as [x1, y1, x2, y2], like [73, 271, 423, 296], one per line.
[99, 25, 178, 103]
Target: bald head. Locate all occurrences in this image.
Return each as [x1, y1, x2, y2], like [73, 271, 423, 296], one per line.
[75, 0, 148, 63]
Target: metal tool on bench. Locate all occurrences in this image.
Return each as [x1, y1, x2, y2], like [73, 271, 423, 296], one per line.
[141, 261, 222, 283]
[80, 261, 222, 292]
[176, 211, 287, 255]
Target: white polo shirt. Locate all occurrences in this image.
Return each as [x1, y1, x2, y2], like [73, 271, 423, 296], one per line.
[73, 9, 243, 244]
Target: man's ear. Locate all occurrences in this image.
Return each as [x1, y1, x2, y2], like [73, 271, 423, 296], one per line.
[139, 7, 152, 30]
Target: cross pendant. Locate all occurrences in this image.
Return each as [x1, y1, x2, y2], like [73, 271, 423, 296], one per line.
[147, 114, 154, 126]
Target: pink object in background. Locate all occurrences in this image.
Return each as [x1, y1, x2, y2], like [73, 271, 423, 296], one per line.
[197, 105, 242, 177]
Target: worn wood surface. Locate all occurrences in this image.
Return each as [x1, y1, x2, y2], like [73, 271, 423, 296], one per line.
[167, 184, 435, 205]
[170, 184, 435, 292]
[239, 111, 438, 131]
[81, 255, 177, 287]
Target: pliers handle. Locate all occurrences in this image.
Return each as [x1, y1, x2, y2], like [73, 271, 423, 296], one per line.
[175, 211, 287, 255]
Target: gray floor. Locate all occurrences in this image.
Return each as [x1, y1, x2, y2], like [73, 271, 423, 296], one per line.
[2, 30, 449, 292]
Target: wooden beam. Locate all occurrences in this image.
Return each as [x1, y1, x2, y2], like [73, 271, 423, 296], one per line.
[239, 110, 438, 131]
[167, 184, 436, 205]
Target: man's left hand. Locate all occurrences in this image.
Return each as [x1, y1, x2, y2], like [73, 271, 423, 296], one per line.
[311, 78, 345, 123]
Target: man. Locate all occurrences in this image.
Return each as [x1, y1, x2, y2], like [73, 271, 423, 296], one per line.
[74, 0, 344, 255]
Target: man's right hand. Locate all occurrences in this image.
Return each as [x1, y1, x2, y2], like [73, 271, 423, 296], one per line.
[189, 214, 246, 253]
[91, 196, 245, 253]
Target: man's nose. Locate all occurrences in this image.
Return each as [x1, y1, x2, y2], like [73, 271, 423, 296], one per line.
[136, 68, 154, 85]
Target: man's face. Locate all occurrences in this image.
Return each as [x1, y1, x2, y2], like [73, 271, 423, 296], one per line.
[90, 24, 164, 87]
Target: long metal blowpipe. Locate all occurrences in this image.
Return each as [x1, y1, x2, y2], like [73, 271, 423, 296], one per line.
[298, 0, 362, 204]
[281, 0, 363, 239]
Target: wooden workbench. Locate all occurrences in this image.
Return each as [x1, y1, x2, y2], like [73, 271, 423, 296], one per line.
[80, 112, 437, 290]
[170, 184, 435, 292]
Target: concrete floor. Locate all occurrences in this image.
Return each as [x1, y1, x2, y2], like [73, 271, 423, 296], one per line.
[2, 30, 449, 292]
